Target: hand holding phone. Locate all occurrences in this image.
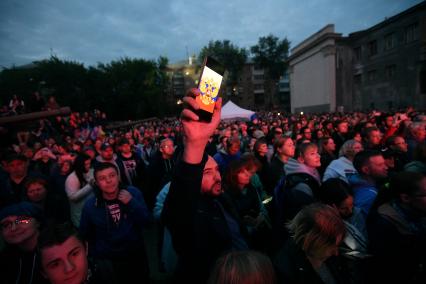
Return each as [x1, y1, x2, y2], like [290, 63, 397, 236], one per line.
[196, 56, 225, 122]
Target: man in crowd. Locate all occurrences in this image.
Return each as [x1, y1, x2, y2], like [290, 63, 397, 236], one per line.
[363, 127, 383, 151]
[38, 222, 114, 284]
[116, 138, 145, 187]
[79, 162, 150, 284]
[146, 138, 176, 210]
[0, 202, 49, 284]
[332, 120, 349, 154]
[368, 172, 426, 283]
[213, 136, 241, 174]
[162, 89, 248, 284]
[349, 150, 388, 220]
[0, 154, 43, 208]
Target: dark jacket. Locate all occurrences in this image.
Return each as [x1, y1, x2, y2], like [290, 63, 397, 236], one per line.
[162, 156, 248, 284]
[145, 152, 176, 210]
[0, 247, 49, 284]
[274, 238, 347, 284]
[367, 201, 426, 284]
[270, 155, 286, 190]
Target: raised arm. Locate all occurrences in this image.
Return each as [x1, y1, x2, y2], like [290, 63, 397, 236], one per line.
[180, 88, 222, 163]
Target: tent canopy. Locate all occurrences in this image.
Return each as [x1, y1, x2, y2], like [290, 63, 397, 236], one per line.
[220, 100, 255, 120]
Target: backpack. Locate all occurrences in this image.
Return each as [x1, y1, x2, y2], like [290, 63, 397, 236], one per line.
[273, 173, 320, 227]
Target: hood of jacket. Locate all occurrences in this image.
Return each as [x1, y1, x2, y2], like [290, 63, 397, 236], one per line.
[284, 158, 321, 184]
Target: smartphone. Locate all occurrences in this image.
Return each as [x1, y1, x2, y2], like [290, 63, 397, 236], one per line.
[196, 56, 225, 122]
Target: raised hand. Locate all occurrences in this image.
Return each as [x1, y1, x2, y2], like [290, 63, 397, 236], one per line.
[180, 88, 222, 164]
[118, 189, 133, 205]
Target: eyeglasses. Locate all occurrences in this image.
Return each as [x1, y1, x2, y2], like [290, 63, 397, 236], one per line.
[1, 216, 32, 231]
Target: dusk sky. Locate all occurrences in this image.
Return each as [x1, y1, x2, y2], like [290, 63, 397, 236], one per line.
[0, 0, 423, 68]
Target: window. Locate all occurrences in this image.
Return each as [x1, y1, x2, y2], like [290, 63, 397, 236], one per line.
[368, 70, 377, 82]
[354, 74, 362, 85]
[385, 65, 396, 79]
[368, 40, 378, 57]
[420, 69, 426, 94]
[254, 84, 264, 90]
[384, 33, 395, 50]
[354, 46, 362, 62]
[253, 74, 264, 80]
[405, 23, 419, 43]
[255, 93, 265, 104]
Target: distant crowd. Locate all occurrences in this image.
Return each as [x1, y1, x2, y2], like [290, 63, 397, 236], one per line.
[0, 90, 425, 284]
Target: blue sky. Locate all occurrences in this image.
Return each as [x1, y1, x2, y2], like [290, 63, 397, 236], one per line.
[0, 0, 422, 68]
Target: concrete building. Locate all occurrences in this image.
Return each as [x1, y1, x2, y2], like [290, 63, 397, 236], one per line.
[289, 1, 426, 113]
[289, 25, 340, 113]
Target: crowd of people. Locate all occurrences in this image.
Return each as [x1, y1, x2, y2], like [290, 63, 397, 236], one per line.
[0, 88, 425, 284]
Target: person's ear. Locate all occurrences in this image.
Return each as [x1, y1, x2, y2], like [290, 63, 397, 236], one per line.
[361, 165, 370, 175]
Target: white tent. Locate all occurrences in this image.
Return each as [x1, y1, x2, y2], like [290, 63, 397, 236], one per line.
[220, 100, 255, 120]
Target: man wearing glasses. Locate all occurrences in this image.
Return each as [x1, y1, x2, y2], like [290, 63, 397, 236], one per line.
[0, 202, 49, 284]
[367, 172, 426, 283]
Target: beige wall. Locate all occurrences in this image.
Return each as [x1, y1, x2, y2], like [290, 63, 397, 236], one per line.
[289, 27, 338, 113]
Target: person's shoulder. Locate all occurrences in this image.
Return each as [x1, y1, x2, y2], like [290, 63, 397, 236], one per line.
[126, 186, 141, 195]
[82, 195, 97, 209]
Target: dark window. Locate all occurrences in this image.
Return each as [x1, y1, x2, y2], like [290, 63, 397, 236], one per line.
[420, 69, 426, 94]
[254, 84, 264, 90]
[405, 23, 419, 43]
[385, 65, 396, 79]
[253, 74, 264, 80]
[368, 70, 377, 82]
[368, 40, 378, 57]
[384, 33, 395, 50]
[255, 93, 265, 104]
[354, 74, 362, 85]
[354, 46, 362, 62]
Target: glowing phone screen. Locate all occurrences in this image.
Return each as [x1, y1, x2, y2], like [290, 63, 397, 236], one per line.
[196, 65, 223, 114]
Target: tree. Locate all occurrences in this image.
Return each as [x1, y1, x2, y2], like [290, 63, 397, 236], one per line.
[251, 34, 290, 108]
[199, 40, 247, 91]
[0, 55, 171, 120]
[250, 34, 290, 80]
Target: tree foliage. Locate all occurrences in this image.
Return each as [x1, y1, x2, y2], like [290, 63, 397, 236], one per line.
[199, 40, 247, 84]
[250, 34, 290, 80]
[0, 56, 170, 120]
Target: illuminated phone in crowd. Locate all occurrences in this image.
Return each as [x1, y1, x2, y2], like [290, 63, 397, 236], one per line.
[196, 56, 225, 122]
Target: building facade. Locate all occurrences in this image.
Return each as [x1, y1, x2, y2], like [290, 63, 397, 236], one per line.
[289, 1, 426, 113]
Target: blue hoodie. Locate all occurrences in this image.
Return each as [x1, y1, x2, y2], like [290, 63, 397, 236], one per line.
[348, 174, 378, 218]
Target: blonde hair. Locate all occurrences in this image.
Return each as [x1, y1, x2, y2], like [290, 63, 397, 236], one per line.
[208, 250, 276, 284]
[287, 203, 345, 258]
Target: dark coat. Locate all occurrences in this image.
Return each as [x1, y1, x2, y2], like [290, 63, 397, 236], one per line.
[367, 201, 426, 284]
[274, 239, 347, 284]
[162, 156, 248, 284]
